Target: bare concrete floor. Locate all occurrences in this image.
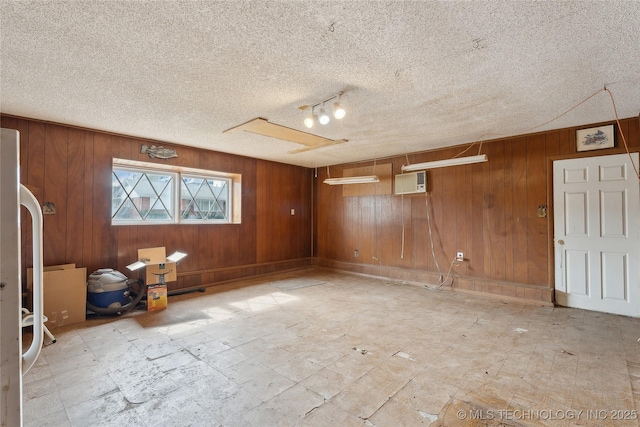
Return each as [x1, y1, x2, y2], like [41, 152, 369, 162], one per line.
[22, 268, 640, 426]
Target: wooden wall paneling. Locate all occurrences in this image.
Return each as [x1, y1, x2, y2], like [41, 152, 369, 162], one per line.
[116, 225, 130, 273]
[502, 140, 514, 283]
[368, 194, 381, 263]
[481, 149, 492, 280]
[326, 168, 339, 260]
[525, 134, 548, 285]
[109, 136, 129, 269]
[469, 160, 484, 278]
[440, 158, 457, 267]
[91, 132, 113, 272]
[557, 129, 571, 156]
[396, 194, 411, 269]
[616, 119, 628, 151]
[265, 160, 284, 262]
[628, 117, 639, 147]
[488, 140, 507, 281]
[146, 223, 166, 251]
[280, 177, 293, 261]
[0, 116, 17, 131]
[255, 160, 268, 263]
[314, 174, 326, 259]
[3, 115, 313, 294]
[411, 196, 429, 272]
[43, 124, 68, 265]
[65, 128, 85, 266]
[370, 194, 383, 263]
[179, 224, 198, 274]
[296, 170, 310, 259]
[425, 168, 442, 272]
[511, 137, 528, 283]
[122, 138, 146, 271]
[544, 131, 560, 289]
[22, 122, 45, 272]
[240, 158, 257, 265]
[381, 192, 403, 267]
[456, 162, 471, 277]
[197, 223, 211, 273]
[343, 195, 358, 261]
[162, 224, 177, 260]
[311, 174, 317, 257]
[297, 166, 310, 258]
[323, 178, 341, 260]
[81, 131, 95, 270]
[175, 142, 197, 169]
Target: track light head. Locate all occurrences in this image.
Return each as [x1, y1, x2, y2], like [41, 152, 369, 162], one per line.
[303, 106, 316, 128]
[333, 101, 345, 119]
[303, 116, 315, 128]
[318, 104, 330, 125]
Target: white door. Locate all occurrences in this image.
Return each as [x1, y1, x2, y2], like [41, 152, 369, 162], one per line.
[553, 153, 640, 317]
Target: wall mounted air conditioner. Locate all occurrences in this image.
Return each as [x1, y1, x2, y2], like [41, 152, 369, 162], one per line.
[395, 171, 426, 195]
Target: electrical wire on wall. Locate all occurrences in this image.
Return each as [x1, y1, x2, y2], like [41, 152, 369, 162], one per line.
[424, 193, 457, 291]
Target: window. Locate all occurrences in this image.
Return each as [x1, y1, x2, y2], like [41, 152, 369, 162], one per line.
[112, 159, 240, 225]
[112, 168, 177, 223]
[180, 175, 230, 222]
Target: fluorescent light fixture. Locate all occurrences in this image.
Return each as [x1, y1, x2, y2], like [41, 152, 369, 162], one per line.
[126, 260, 147, 271]
[167, 251, 187, 262]
[323, 175, 379, 185]
[401, 154, 488, 172]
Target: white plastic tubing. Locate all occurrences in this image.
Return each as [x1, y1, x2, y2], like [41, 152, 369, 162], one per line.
[20, 184, 44, 374]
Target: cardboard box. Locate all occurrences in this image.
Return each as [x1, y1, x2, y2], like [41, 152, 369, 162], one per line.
[147, 284, 167, 311]
[27, 264, 87, 328]
[137, 247, 178, 285]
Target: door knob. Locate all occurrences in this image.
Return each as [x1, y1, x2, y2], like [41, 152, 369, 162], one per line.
[558, 239, 564, 245]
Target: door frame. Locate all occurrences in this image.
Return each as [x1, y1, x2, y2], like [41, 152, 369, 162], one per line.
[547, 147, 640, 306]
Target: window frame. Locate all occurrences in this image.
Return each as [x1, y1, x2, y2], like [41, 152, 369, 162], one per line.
[111, 159, 240, 226]
[179, 174, 232, 224]
[111, 165, 179, 226]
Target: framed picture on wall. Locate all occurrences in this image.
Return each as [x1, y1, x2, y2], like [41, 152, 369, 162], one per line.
[576, 124, 615, 152]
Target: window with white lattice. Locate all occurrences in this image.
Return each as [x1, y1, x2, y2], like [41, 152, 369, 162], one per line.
[180, 175, 230, 222]
[112, 159, 239, 225]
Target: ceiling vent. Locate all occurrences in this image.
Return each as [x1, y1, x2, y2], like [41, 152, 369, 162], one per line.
[395, 171, 426, 195]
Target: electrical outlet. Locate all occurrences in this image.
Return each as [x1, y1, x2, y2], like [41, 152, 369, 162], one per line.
[354, 249, 359, 258]
[456, 252, 464, 261]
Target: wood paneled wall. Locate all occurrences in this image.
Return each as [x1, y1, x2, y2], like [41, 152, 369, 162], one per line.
[1, 116, 312, 292]
[313, 117, 640, 303]
[3, 114, 638, 303]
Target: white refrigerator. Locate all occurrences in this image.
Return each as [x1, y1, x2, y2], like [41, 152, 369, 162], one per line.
[0, 128, 45, 427]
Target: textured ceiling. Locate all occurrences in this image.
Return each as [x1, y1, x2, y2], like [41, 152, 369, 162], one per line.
[1, 1, 639, 168]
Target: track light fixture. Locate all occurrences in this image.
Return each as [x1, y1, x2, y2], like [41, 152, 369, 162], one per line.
[299, 91, 346, 127]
